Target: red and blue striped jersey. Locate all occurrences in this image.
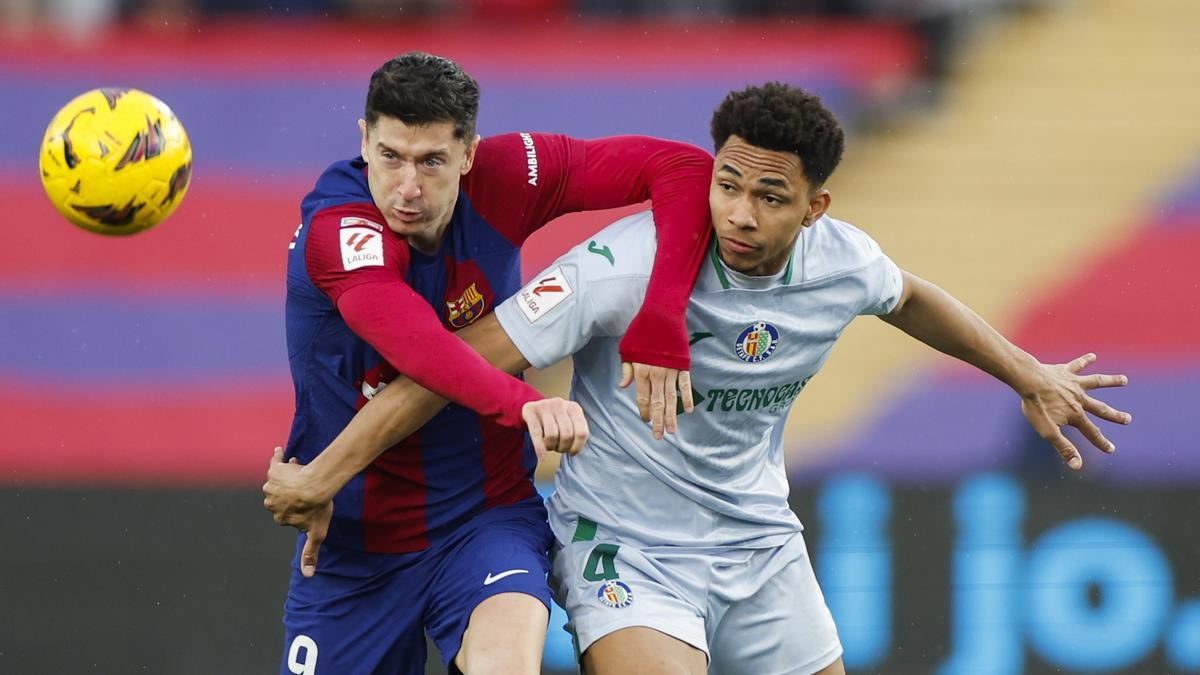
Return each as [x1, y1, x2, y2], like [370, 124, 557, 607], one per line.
[285, 133, 712, 553]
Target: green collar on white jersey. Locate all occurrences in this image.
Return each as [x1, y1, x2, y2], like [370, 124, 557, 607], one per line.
[708, 236, 795, 290]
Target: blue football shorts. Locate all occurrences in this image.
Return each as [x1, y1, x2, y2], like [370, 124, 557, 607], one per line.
[280, 497, 554, 675]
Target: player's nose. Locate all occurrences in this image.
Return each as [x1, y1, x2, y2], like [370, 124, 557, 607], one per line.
[727, 196, 756, 229]
[393, 163, 422, 199]
[396, 166, 422, 200]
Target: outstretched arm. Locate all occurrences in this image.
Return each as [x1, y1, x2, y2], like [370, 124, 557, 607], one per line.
[285, 314, 553, 501]
[338, 282, 544, 428]
[304, 202, 545, 429]
[881, 270, 1132, 469]
[263, 313, 588, 577]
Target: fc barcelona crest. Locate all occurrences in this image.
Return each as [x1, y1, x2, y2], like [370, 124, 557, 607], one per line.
[447, 282, 487, 328]
[734, 321, 779, 363]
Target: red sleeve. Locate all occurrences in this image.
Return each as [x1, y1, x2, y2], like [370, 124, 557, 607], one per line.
[461, 133, 586, 246]
[466, 134, 713, 371]
[570, 136, 713, 372]
[306, 203, 540, 428]
[337, 284, 540, 427]
[305, 202, 412, 302]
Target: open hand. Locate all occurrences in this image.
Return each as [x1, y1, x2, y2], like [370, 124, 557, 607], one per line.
[1018, 353, 1132, 470]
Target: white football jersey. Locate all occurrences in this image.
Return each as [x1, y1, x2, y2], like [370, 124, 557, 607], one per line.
[495, 211, 903, 550]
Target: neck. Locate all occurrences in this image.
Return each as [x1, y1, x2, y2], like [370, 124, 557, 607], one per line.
[718, 240, 795, 277]
[739, 251, 789, 277]
[407, 219, 449, 255]
[406, 193, 458, 255]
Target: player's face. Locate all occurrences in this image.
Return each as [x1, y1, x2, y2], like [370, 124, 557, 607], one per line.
[359, 116, 480, 253]
[709, 136, 830, 276]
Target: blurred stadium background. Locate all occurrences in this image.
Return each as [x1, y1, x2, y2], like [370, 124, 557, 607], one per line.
[1, 0, 1197, 672]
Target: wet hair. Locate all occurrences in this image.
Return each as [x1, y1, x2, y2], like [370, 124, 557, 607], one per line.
[710, 82, 845, 187]
[364, 51, 480, 141]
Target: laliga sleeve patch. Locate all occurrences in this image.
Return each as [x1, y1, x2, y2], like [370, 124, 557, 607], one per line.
[340, 227, 384, 270]
[517, 265, 574, 323]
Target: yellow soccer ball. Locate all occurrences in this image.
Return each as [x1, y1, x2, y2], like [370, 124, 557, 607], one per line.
[39, 88, 192, 236]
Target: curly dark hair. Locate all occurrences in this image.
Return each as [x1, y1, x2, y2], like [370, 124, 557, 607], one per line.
[710, 82, 845, 187]
[365, 52, 480, 141]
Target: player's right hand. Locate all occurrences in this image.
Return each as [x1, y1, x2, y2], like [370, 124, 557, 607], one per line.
[521, 398, 589, 460]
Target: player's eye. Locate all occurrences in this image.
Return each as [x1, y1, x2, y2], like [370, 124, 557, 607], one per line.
[719, 182, 737, 193]
[380, 151, 397, 160]
[763, 195, 784, 206]
[423, 157, 445, 169]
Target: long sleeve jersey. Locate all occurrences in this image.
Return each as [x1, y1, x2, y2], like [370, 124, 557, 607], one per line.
[284, 133, 711, 552]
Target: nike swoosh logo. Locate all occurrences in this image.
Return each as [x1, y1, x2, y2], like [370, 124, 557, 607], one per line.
[688, 331, 714, 345]
[483, 569, 530, 585]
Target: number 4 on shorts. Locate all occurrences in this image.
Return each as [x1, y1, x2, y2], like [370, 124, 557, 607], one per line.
[582, 543, 620, 582]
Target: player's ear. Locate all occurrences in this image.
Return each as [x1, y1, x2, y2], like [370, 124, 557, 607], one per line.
[803, 188, 831, 227]
[358, 119, 369, 159]
[461, 134, 482, 175]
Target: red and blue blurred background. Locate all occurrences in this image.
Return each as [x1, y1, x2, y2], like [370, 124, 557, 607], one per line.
[0, 15, 920, 485]
[1, 0, 1197, 673]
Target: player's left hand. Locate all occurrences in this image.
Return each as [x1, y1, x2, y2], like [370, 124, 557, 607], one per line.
[1016, 353, 1132, 470]
[620, 362, 695, 440]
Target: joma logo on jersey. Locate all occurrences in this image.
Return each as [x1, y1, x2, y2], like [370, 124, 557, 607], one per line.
[446, 283, 487, 328]
[702, 377, 812, 413]
[734, 322, 779, 363]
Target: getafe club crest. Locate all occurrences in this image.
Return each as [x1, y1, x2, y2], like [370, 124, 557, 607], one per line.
[447, 282, 486, 328]
[597, 580, 634, 609]
[735, 321, 779, 363]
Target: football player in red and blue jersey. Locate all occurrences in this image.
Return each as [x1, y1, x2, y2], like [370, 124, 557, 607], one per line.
[268, 52, 713, 675]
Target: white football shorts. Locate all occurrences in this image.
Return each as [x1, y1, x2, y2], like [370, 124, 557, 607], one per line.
[549, 516, 843, 674]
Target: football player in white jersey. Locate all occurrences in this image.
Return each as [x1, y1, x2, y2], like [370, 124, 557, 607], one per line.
[263, 83, 1131, 674]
